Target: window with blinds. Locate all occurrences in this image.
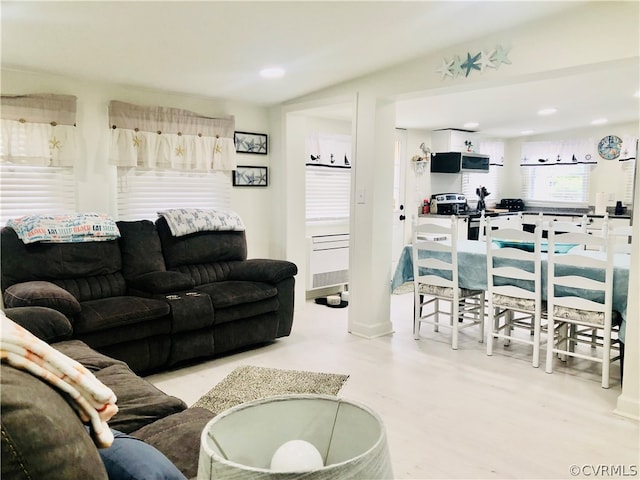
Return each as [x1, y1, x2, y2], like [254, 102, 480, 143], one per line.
[621, 159, 636, 205]
[0, 164, 76, 225]
[520, 163, 592, 203]
[117, 168, 231, 221]
[462, 167, 499, 208]
[305, 165, 351, 222]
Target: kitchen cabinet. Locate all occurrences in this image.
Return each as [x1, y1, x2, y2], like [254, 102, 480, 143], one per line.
[522, 213, 631, 249]
[432, 129, 479, 153]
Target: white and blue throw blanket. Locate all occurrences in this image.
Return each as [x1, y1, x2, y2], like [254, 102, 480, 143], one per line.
[7, 213, 120, 244]
[158, 208, 245, 237]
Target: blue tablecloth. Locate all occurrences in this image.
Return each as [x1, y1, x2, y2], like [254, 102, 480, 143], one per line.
[391, 240, 631, 341]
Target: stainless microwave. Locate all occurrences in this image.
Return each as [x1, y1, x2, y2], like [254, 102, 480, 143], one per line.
[430, 152, 490, 173]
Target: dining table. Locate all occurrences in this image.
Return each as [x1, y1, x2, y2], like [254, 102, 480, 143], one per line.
[391, 239, 632, 342]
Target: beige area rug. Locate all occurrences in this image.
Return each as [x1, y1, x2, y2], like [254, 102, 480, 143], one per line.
[193, 365, 350, 414]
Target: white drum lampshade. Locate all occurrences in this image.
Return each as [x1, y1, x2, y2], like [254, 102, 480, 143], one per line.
[197, 394, 393, 480]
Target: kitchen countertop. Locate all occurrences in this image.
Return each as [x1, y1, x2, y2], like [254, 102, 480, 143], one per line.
[419, 208, 632, 220]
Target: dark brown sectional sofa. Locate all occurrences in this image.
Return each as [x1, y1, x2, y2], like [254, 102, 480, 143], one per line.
[0, 217, 298, 478]
[1, 218, 297, 373]
[1, 306, 215, 479]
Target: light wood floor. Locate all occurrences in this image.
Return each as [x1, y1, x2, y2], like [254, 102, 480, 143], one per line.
[147, 294, 639, 479]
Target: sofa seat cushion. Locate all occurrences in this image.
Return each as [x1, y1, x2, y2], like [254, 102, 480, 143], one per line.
[130, 407, 215, 479]
[51, 339, 187, 434]
[73, 296, 170, 335]
[196, 281, 277, 309]
[94, 363, 187, 433]
[54, 339, 130, 370]
[1, 364, 109, 480]
[214, 297, 280, 325]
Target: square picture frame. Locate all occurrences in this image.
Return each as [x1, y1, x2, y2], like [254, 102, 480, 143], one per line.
[234, 131, 268, 155]
[233, 166, 268, 187]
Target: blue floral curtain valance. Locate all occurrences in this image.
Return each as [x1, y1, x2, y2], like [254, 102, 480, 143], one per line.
[108, 100, 237, 171]
[0, 94, 79, 166]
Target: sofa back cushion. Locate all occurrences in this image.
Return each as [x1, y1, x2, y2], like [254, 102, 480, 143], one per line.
[1, 227, 126, 300]
[155, 216, 247, 270]
[117, 220, 167, 280]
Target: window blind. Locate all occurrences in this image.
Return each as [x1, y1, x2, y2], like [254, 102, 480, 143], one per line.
[520, 163, 592, 203]
[305, 165, 351, 222]
[462, 168, 499, 208]
[621, 159, 636, 205]
[0, 164, 76, 225]
[117, 168, 231, 221]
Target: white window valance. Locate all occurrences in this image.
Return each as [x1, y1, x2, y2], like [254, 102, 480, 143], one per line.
[0, 94, 79, 166]
[520, 138, 595, 164]
[108, 101, 236, 171]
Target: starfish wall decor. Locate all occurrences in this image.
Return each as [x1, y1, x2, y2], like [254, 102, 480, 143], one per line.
[436, 44, 511, 80]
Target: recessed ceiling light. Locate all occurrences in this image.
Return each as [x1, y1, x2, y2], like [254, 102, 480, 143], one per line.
[591, 118, 608, 125]
[537, 107, 557, 116]
[634, 90, 640, 98]
[463, 122, 479, 129]
[259, 66, 285, 79]
[521, 129, 535, 135]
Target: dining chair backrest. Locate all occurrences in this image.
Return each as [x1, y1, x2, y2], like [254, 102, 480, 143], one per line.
[412, 216, 458, 292]
[486, 218, 542, 305]
[478, 211, 523, 241]
[547, 223, 614, 322]
[539, 213, 587, 234]
[604, 223, 633, 254]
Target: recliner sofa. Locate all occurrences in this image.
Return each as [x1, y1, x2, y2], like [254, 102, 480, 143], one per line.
[1, 217, 297, 373]
[1, 306, 216, 480]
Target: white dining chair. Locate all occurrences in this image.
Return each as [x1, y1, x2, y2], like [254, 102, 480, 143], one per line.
[545, 221, 619, 388]
[412, 216, 485, 350]
[485, 217, 545, 367]
[604, 223, 633, 254]
[538, 213, 587, 235]
[478, 211, 523, 241]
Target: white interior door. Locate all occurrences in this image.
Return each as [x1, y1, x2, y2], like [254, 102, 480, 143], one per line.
[391, 129, 407, 274]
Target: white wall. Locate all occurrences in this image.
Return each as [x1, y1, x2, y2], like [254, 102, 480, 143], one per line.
[1, 67, 276, 259]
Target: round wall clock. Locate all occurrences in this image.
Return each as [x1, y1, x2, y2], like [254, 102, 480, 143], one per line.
[597, 135, 622, 160]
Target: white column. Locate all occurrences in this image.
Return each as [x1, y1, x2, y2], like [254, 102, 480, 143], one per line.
[347, 92, 395, 338]
[615, 143, 640, 420]
[282, 112, 309, 310]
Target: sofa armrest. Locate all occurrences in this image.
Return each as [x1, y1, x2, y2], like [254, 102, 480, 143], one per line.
[127, 271, 195, 294]
[3, 306, 73, 343]
[228, 259, 298, 284]
[1, 365, 109, 480]
[3, 280, 81, 315]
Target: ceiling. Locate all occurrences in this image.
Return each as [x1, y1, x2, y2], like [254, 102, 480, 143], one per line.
[1, 1, 638, 138]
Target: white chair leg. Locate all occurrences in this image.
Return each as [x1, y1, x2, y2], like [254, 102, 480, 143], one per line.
[602, 333, 611, 389]
[532, 315, 541, 368]
[451, 299, 459, 350]
[413, 293, 420, 340]
[545, 320, 555, 374]
[486, 298, 494, 356]
[478, 294, 485, 343]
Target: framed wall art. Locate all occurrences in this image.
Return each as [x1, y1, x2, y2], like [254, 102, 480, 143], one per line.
[233, 166, 268, 187]
[234, 131, 268, 155]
